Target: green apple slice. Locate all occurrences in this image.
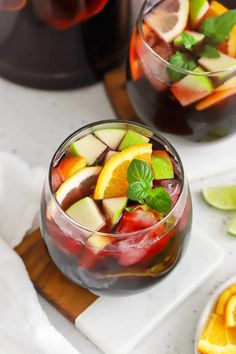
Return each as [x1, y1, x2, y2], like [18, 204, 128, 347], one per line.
[151, 151, 174, 180]
[88, 234, 114, 253]
[190, 0, 209, 28]
[118, 130, 149, 151]
[228, 215, 236, 236]
[66, 197, 105, 231]
[68, 134, 107, 165]
[103, 197, 128, 226]
[94, 129, 126, 150]
[171, 67, 213, 106]
[174, 31, 205, 48]
[199, 52, 236, 72]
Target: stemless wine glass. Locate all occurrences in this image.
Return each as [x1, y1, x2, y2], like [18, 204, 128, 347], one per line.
[40, 120, 192, 296]
[127, 0, 236, 142]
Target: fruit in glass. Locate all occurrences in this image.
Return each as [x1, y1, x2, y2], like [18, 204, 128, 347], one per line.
[127, 0, 236, 142]
[40, 120, 192, 296]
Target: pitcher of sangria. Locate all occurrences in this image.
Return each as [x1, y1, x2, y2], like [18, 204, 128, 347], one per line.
[127, 0, 236, 142]
[0, 0, 130, 89]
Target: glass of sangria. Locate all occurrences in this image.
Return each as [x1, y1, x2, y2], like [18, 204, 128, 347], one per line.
[0, 0, 130, 89]
[40, 120, 192, 296]
[127, 0, 236, 142]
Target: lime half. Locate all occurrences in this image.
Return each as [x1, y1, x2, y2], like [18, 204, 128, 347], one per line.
[228, 215, 236, 236]
[202, 185, 236, 211]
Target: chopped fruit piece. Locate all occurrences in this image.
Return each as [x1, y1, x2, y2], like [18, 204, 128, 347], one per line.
[52, 167, 64, 191]
[66, 197, 105, 232]
[228, 215, 236, 236]
[129, 30, 143, 81]
[118, 130, 150, 151]
[116, 207, 158, 233]
[94, 128, 126, 150]
[57, 157, 86, 181]
[199, 52, 236, 72]
[173, 31, 205, 48]
[196, 87, 236, 110]
[151, 150, 174, 180]
[228, 25, 236, 58]
[218, 41, 229, 55]
[216, 284, 236, 316]
[204, 0, 228, 19]
[171, 67, 213, 107]
[225, 295, 236, 328]
[55, 166, 102, 210]
[68, 134, 107, 165]
[189, 0, 209, 28]
[145, 0, 189, 43]
[104, 151, 118, 163]
[103, 197, 127, 226]
[87, 234, 114, 253]
[215, 77, 236, 91]
[198, 314, 236, 354]
[94, 143, 152, 199]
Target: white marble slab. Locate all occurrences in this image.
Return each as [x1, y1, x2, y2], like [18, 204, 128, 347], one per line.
[75, 226, 224, 354]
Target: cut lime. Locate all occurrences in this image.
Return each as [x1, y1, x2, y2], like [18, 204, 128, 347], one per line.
[202, 185, 236, 211]
[228, 215, 236, 236]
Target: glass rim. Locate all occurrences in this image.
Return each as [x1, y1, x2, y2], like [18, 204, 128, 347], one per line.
[48, 119, 187, 238]
[139, 0, 236, 77]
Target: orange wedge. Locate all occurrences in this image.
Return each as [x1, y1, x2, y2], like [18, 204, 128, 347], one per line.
[216, 284, 236, 316]
[196, 77, 236, 111]
[94, 144, 152, 199]
[225, 295, 236, 328]
[204, 0, 228, 19]
[228, 25, 236, 58]
[58, 157, 86, 180]
[198, 314, 236, 354]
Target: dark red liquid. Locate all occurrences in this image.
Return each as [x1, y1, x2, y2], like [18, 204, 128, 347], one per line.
[127, 0, 236, 142]
[0, 0, 130, 89]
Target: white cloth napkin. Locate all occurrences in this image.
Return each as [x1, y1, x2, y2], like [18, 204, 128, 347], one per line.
[0, 152, 79, 354]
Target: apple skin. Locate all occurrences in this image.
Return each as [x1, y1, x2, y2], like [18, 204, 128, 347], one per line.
[151, 151, 174, 180]
[190, 0, 209, 28]
[103, 197, 128, 226]
[118, 130, 149, 151]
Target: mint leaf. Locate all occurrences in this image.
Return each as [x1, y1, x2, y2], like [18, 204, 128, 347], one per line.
[127, 181, 150, 201]
[201, 10, 236, 44]
[200, 45, 220, 58]
[127, 159, 153, 187]
[145, 188, 172, 214]
[168, 52, 197, 82]
[181, 32, 198, 50]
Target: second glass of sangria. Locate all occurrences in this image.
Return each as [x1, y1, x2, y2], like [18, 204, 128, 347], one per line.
[127, 0, 236, 142]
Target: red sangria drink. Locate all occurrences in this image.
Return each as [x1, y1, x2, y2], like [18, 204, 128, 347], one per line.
[127, 0, 236, 142]
[0, 0, 130, 89]
[40, 120, 192, 296]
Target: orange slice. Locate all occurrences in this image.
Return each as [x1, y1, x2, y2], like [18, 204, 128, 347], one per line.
[225, 295, 236, 328]
[216, 284, 236, 316]
[228, 25, 236, 59]
[58, 157, 86, 181]
[204, 1, 228, 19]
[145, 0, 189, 43]
[94, 144, 152, 199]
[198, 313, 236, 354]
[196, 77, 236, 111]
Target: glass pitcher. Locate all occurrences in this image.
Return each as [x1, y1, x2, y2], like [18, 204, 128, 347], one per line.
[0, 0, 131, 89]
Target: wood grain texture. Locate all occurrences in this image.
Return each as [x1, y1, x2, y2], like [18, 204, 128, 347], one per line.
[15, 229, 98, 323]
[104, 66, 140, 122]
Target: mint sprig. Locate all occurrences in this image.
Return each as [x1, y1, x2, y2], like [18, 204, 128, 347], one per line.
[127, 160, 172, 214]
[181, 32, 198, 50]
[200, 45, 220, 59]
[201, 10, 236, 44]
[168, 52, 197, 82]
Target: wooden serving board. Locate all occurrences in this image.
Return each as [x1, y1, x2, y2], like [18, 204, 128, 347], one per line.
[15, 229, 98, 322]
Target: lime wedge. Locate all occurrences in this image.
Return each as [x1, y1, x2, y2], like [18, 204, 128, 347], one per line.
[202, 185, 236, 210]
[228, 215, 236, 236]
